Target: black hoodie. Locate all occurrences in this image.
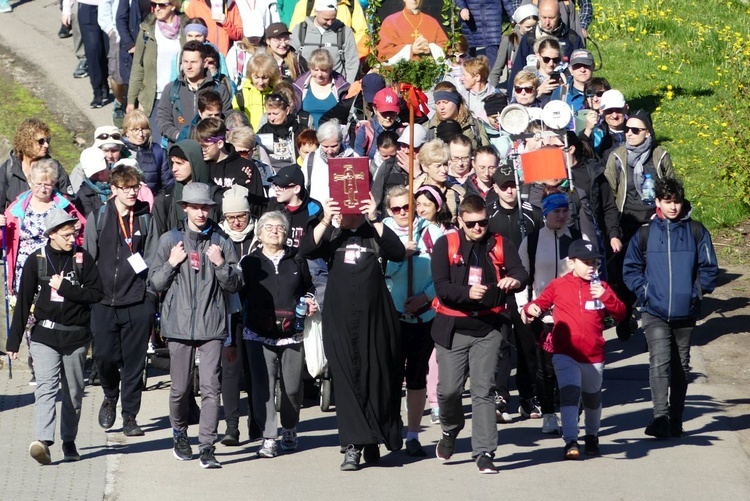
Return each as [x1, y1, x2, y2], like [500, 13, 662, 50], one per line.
[208, 143, 267, 217]
[257, 116, 305, 171]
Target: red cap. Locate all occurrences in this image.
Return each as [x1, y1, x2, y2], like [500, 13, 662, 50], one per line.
[372, 88, 400, 114]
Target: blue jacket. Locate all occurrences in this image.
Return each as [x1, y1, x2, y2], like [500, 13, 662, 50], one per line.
[622, 212, 718, 321]
[456, 0, 516, 48]
[123, 137, 173, 194]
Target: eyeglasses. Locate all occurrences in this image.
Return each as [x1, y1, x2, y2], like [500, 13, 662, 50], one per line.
[36, 138, 51, 146]
[389, 204, 410, 215]
[97, 132, 122, 141]
[200, 142, 219, 152]
[625, 126, 647, 134]
[541, 56, 561, 64]
[32, 182, 54, 189]
[451, 156, 471, 164]
[462, 218, 489, 229]
[585, 90, 606, 98]
[514, 86, 535, 94]
[129, 128, 150, 134]
[225, 214, 249, 223]
[151, 1, 170, 8]
[262, 224, 286, 233]
[115, 184, 140, 193]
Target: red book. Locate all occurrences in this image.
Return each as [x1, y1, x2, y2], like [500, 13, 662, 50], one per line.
[328, 157, 371, 214]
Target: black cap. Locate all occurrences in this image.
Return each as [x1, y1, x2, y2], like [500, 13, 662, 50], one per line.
[492, 163, 516, 187]
[435, 119, 463, 143]
[265, 22, 291, 39]
[268, 165, 305, 188]
[567, 239, 603, 260]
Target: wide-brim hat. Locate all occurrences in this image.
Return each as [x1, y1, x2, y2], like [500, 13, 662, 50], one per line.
[44, 208, 78, 236]
[176, 182, 217, 206]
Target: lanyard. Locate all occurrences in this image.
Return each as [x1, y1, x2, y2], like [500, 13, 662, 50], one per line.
[118, 209, 134, 253]
[46, 252, 71, 277]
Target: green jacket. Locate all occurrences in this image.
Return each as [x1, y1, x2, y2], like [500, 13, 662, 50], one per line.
[127, 14, 189, 117]
[604, 144, 674, 213]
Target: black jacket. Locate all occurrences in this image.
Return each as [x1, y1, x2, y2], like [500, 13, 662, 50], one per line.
[431, 229, 528, 348]
[208, 144, 267, 218]
[572, 157, 622, 240]
[0, 153, 73, 208]
[7, 244, 103, 352]
[257, 117, 305, 171]
[487, 194, 543, 250]
[240, 247, 314, 340]
[266, 191, 323, 249]
[74, 182, 106, 218]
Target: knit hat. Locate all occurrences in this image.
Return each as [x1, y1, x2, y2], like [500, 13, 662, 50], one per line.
[314, 0, 337, 12]
[44, 208, 78, 236]
[484, 93, 508, 117]
[567, 239, 603, 260]
[435, 120, 463, 143]
[629, 109, 655, 138]
[222, 185, 251, 214]
[542, 192, 568, 216]
[372, 88, 400, 114]
[80, 146, 108, 178]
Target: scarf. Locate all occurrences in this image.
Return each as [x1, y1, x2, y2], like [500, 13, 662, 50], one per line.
[157, 15, 181, 40]
[83, 178, 112, 204]
[219, 218, 255, 242]
[626, 136, 653, 197]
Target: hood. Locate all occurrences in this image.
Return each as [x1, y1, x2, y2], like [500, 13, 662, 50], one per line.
[169, 139, 210, 185]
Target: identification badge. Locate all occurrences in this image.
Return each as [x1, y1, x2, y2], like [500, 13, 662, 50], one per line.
[468, 266, 483, 286]
[585, 300, 605, 311]
[50, 288, 64, 302]
[127, 253, 148, 274]
[190, 251, 200, 271]
[344, 249, 358, 265]
[75, 252, 83, 264]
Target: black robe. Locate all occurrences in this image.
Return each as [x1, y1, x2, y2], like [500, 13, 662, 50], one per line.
[304, 222, 405, 450]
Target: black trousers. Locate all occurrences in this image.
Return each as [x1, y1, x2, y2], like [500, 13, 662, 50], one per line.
[78, 4, 109, 96]
[92, 300, 154, 418]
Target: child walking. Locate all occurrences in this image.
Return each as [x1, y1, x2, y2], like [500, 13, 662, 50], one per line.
[522, 240, 625, 459]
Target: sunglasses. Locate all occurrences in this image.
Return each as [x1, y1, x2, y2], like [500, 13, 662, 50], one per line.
[389, 204, 410, 215]
[514, 86, 535, 94]
[37, 137, 51, 146]
[463, 218, 489, 229]
[97, 132, 122, 141]
[236, 149, 253, 158]
[625, 126, 647, 134]
[541, 56, 561, 64]
[151, 1, 170, 8]
[585, 90, 606, 98]
[266, 93, 289, 106]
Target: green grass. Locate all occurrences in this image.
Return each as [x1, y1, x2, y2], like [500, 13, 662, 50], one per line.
[0, 73, 81, 173]
[589, 0, 750, 229]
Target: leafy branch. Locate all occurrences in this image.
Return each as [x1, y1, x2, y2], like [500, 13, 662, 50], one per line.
[381, 57, 447, 91]
[365, 0, 383, 68]
[441, 0, 462, 54]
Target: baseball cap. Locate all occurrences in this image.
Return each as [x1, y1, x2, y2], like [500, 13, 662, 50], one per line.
[492, 163, 516, 187]
[372, 88, 400, 114]
[265, 22, 291, 39]
[80, 146, 108, 178]
[362, 73, 386, 104]
[397, 124, 427, 148]
[567, 239, 603, 260]
[268, 165, 305, 188]
[570, 49, 594, 67]
[599, 89, 626, 112]
[314, 0, 337, 12]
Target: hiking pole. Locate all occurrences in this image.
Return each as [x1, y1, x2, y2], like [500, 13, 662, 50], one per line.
[2, 226, 12, 379]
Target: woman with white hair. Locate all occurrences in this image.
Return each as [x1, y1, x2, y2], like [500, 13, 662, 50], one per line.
[301, 119, 355, 204]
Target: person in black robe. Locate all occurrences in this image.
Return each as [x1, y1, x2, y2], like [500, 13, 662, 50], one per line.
[300, 194, 406, 471]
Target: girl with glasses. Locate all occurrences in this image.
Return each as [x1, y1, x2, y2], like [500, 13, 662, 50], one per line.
[122, 109, 174, 195]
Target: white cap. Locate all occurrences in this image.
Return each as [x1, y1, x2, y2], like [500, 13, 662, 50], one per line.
[397, 124, 428, 148]
[599, 89, 626, 111]
[81, 146, 108, 178]
[93, 125, 125, 149]
[314, 0, 338, 12]
[243, 16, 264, 38]
[513, 4, 539, 24]
[113, 157, 142, 172]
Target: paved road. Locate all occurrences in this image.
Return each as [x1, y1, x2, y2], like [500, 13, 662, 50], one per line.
[1, 4, 750, 501]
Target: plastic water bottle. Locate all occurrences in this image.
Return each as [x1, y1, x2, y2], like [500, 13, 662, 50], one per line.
[385, 275, 394, 293]
[590, 271, 604, 309]
[642, 174, 655, 206]
[294, 297, 307, 332]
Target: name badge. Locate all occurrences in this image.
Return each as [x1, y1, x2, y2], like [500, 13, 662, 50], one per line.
[75, 252, 83, 264]
[468, 266, 483, 286]
[344, 249, 358, 265]
[50, 288, 64, 302]
[127, 253, 148, 274]
[190, 251, 200, 271]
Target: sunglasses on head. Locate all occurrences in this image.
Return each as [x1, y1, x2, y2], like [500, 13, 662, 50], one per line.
[389, 204, 410, 215]
[97, 132, 122, 141]
[514, 86, 535, 94]
[266, 93, 289, 106]
[585, 90, 606, 98]
[36, 137, 51, 146]
[463, 218, 489, 229]
[625, 126, 647, 134]
[541, 56, 561, 64]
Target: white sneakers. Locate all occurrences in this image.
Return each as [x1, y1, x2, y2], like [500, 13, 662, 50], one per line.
[542, 413, 561, 434]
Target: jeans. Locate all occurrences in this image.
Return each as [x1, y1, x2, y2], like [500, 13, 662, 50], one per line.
[642, 312, 695, 422]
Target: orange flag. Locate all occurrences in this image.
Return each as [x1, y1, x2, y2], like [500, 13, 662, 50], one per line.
[520, 147, 567, 184]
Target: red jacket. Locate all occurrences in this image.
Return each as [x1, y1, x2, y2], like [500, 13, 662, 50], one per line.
[524, 273, 626, 363]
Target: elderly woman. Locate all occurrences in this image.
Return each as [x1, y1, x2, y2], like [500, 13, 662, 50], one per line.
[301, 119, 356, 204]
[122, 109, 173, 194]
[234, 54, 281, 131]
[0, 119, 72, 208]
[377, 0, 447, 64]
[301, 193, 405, 471]
[1, 159, 86, 295]
[293, 49, 350, 128]
[126, 0, 189, 139]
[241, 211, 316, 458]
[426, 82, 489, 149]
[413, 139, 466, 222]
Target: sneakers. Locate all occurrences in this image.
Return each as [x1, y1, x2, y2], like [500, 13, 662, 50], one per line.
[147, 342, 156, 355]
[91, 95, 105, 109]
[430, 407, 440, 425]
[495, 394, 513, 423]
[519, 397, 542, 419]
[645, 415, 670, 439]
[112, 101, 125, 128]
[62, 441, 80, 461]
[583, 435, 600, 456]
[172, 430, 193, 461]
[0, 1, 12, 14]
[220, 426, 240, 446]
[73, 59, 89, 79]
[122, 416, 144, 437]
[58, 24, 72, 38]
[476, 452, 498, 474]
[563, 440, 580, 460]
[28, 375, 37, 386]
[199, 446, 221, 469]
[98, 398, 117, 430]
[29, 440, 51, 465]
[340, 445, 362, 471]
[280, 428, 298, 451]
[436, 431, 456, 461]
[257, 438, 278, 458]
[541, 413, 561, 434]
[404, 438, 427, 457]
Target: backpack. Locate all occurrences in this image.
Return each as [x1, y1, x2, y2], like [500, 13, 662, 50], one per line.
[305, 151, 315, 192]
[93, 204, 152, 239]
[297, 16, 347, 67]
[34, 246, 84, 295]
[525, 226, 581, 300]
[353, 120, 375, 155]
[161, 78, 222, 148]
[445, 230, 506, 282]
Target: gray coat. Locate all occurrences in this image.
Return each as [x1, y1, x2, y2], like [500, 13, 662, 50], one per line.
[149, 223, 242, 341]
[290, 17, 359, 83]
